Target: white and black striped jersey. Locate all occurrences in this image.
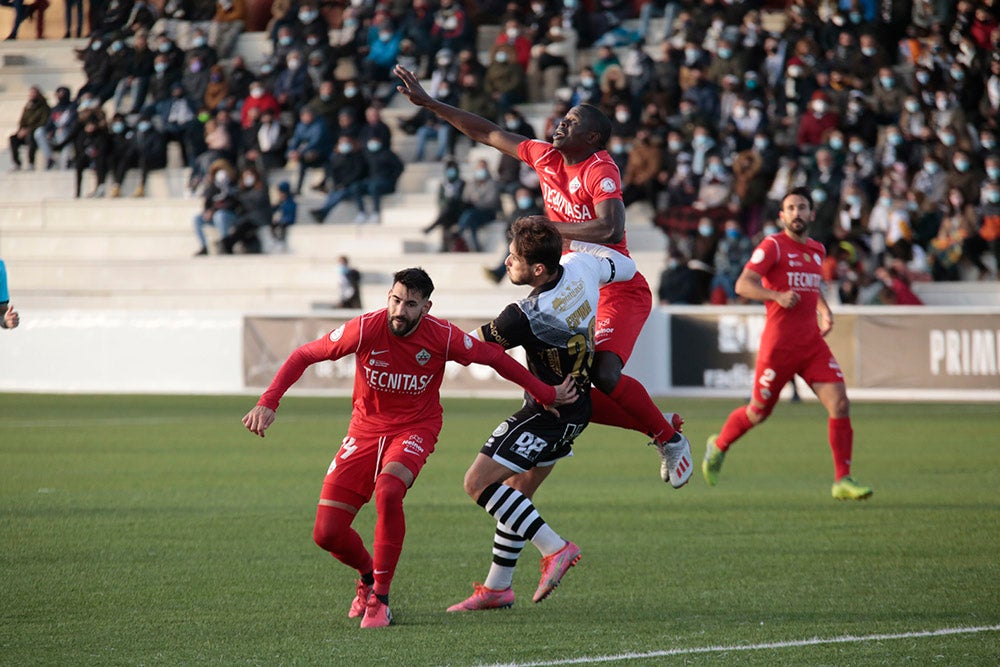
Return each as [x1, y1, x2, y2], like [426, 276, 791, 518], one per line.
[476, 243, 635, 419]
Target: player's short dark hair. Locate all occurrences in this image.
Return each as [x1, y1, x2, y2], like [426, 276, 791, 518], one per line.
[782, 186, 814, 210]
[393, 268, 434, 299]
[511, 217, 562, 274]
[575, 103, 612, 149]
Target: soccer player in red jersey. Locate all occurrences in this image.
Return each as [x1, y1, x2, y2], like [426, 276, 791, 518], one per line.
[394, 64, 693, 489]
[242, 268, 575, 628]
[702, 188, 873, 500]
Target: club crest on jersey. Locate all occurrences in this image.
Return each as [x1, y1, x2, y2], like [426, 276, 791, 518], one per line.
[329, 325, 345, 341]
[463, 334, 473, 349]
[599, 177, 616, 193]
[415, 348, 431, 366]
[813, 253, 822, 264]
[804, 254, 812, 263]
[568, 176, 582, 194]
[750, 248, 766, 264]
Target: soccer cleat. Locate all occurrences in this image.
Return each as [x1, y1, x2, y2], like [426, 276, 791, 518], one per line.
[348, 580, 372, 619]
[533, 540, 581, 603]
[359, 597, 392, 628]
[831, 476, 873, 501]
[702, 435, 726, 486]
[652, 415, 692, 487]
[446, 583, 515, 612]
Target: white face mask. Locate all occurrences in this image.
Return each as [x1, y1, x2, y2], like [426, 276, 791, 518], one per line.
[214, 171, 230, 186]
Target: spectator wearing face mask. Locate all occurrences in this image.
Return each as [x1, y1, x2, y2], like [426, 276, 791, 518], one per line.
[243, 109, 288, 174]
[34, 86, 76, 171]
[484, 43, 526, 115]
[362, 18, 402, 91]
[221, 165, 272, 254]
[273, 50, 313, 111]
[241, 80, 281, 129]
[287, 106, 332, 195]
[424, 158, 468, 252]
[193, 159, 239, 256]
[621, 130, 662, 210]
[797, 91, 839, 152]
[482, 187, 547, 281]
[658, 250, 701, 305]
[455, 159, 501, 251]
[412, 82, 457, 162]
[111, 111, 166, 198]
[308, 135, 368, 223]
[213, 0, 246, 58]
[73, 118, 110, 198]
[352, 136, 405, 224]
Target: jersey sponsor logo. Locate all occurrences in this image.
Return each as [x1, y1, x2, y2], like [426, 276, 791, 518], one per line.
[415, 348, 431, 365]
[750, 248, 766, 264]
[568, 176, 582, 194]
[786, 271, 823, 290]
[551, 279, 586, 311]
[463, 334, 473, 349]
[787, 253, 798, 258]
[599, 177, 616, 193]
[329, 325, 345, 341]
[542, 184, 594, 221]
[403, 434, 425, 456]
[512, 431, 549, 459]
[369, 349, 390, 367]
[361, 366, 434, 392]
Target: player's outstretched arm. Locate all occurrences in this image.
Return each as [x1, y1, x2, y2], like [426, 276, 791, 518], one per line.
[394, 64, 525, 159]
[568, 240, 636, 284]
[243, 405, 276, 438]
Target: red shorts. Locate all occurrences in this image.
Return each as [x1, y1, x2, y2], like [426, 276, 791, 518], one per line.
[752, 339, 844, 413]
[595, 272, 652, 364]
[319, 427, 438, 508]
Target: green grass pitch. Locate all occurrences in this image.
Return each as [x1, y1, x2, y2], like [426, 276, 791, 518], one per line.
[1, 394, 998, 665]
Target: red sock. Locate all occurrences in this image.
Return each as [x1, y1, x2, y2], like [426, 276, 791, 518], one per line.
[590, 388, 645, 432]
[312, 504, 373, 574]
[829, 416, 853, 480]
[717, 406, 753, 451]
[372, 474, 408, 598]
[605, 374, 675, 441]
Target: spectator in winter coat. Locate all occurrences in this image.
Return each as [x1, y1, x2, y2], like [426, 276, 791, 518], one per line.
[9, 86, 50, 170]
[286, 106, 332, 194]
[308, 135, 368, 223]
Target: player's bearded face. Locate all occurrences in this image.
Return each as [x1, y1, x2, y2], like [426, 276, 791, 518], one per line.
[387, 286, 430, 336]
[504, 243, 532, 285]
[780, 195, 812, 235]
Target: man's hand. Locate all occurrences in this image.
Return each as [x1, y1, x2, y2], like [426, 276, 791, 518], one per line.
[818, 310, 833, 336]
[394, 65, 434, 108]
[542, 375, 578, 418]
[3, 305, 18, 329]
[775, 290, 800, 309]
[242, 405, 276, 437]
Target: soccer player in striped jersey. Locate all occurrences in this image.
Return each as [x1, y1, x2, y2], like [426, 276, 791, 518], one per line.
[448, 217, 636, 611]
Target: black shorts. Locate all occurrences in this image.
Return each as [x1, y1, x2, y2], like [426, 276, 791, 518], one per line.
[480, 404, 589, 473]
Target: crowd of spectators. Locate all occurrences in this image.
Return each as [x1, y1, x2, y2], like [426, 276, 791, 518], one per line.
[5, 0, 1000, 283]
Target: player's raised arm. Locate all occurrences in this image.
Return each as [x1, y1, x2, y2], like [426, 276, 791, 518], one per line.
[394, 64, 526, 159]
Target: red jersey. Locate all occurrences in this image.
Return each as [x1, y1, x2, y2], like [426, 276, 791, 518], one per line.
[746, 232, 827, 352]
[258, 309, 555, 436]
[518, 139, 630, 256]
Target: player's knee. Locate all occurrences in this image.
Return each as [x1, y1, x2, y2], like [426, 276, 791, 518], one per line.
[461, 470, 483, 500]
[748, 403, 771, 424]
[313, 506, 352, 553]
[374, 473, 407, 511]
[590, 353, 623, 394]
[830, 394, 850, 418]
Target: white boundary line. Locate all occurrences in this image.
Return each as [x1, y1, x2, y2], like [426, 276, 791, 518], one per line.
[478, 625, 1000, 667]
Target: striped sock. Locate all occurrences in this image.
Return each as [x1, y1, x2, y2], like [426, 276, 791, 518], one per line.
[477, 482, 564, 556]
[483, 523, 524, 591]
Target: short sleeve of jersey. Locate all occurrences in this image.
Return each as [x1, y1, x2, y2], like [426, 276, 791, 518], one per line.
[517, 139, 552, 169]
[563, 251, 609, 286]
[582, 155, 622, 206]
[441, 320, 488, 366]
[314, 316, 363, 360]
[477, 303, 533, 351]
[745, 236, 780, 277]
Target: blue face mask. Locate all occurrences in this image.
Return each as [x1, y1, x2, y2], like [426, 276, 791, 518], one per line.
[475, 168, 489, 180]
[698, 224, 714, 237]
[812, 189, 828, 203]
[988, 191, 1000, 203]
[718, 48, 732, 59]
[517, 197, 534, 209]
[924, 162, 939, 174]
[763, 226, 778, 236]
[445, 168, 458, 179]
[987, 166, 1000, 180]
[366, 141, 381, 152]
[138, 121, 152, 132]
[112, 121, 125, 133]
[725, 228, 740, 240]
[954, 159, 970, 172]
[829, 138, 843, 150]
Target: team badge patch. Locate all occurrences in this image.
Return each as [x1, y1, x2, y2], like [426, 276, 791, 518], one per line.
[750, 248, 766, 264]
[463, 334, 473, 349]
[329, 325, 345, 341]
[568, 176, 582, 194]
[492, 421, 509, 437]
[599, 177, 616, 193]
[813, 253, 822, 264]
[415, 348, 431, 365]
[804, 254, 812, 263]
